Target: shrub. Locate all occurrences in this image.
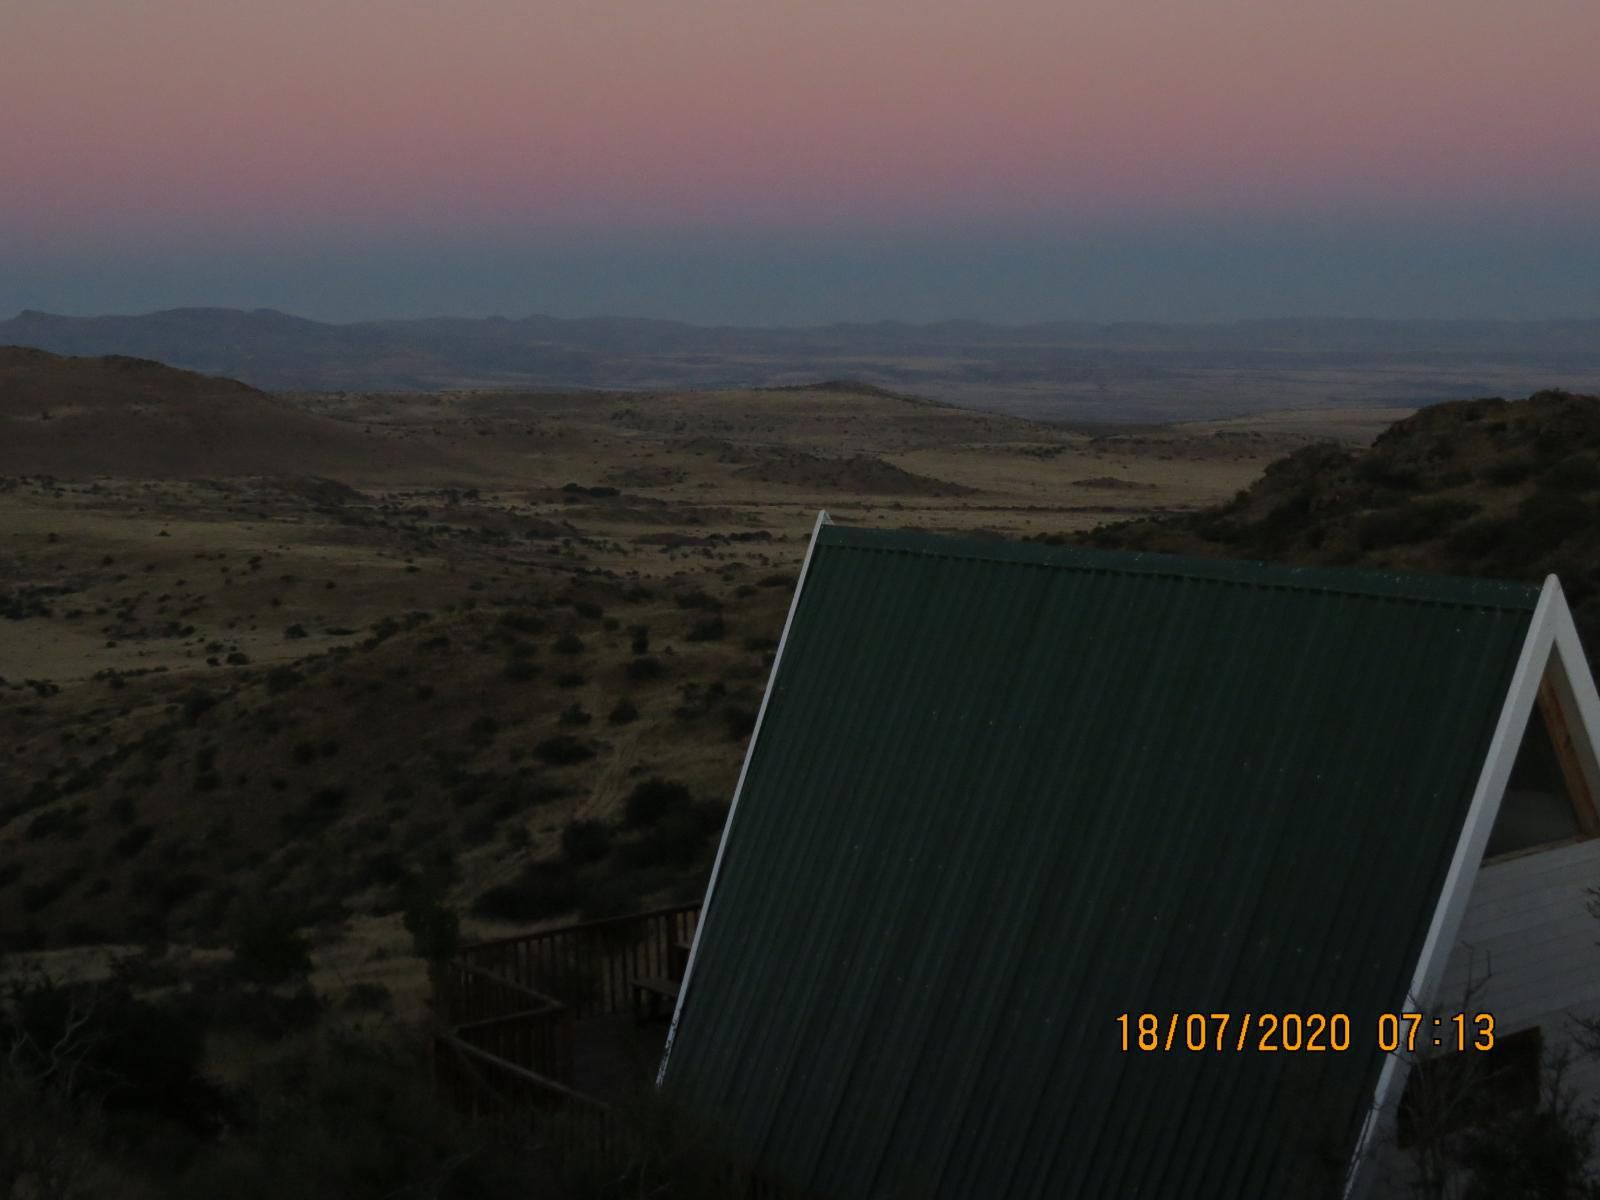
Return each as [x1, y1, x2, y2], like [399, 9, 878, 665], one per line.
[472, 864, 579, 922]
[399, 872, 459, 963]
[25, 806, 82, 841]
[1544, 454, 1600, 493]
[724, 706, 758, 741]
[626, 655, 663, 681]
[182, 688, 218, 724]
[623, 778, 693, 827]
[1515, 488, 1596, 550]
[0, 971, 226, 1144]
[113, 823, 156, 858]
[504, 658, 540, 682]
[560, 819, 613, 865]
[284, 623, 308, 639]
[1481, 453, 1538, 485]
[554, 632, 585, 655]
[1445, 516, 1515, 561]
[534, 735, 595, 766]
[1356, 498, 1481, 550]
[558, 703, 591, 726]
[609, 698, 640, 725]
[630, 625, 650, 654]
[675, 589, 721, 611]
[227, 901, 312, 986]
[686, 616, 726, 642]
[498, 611, 546, 635]
[623, 803, 726, 870]
[554, 670, 586, 688]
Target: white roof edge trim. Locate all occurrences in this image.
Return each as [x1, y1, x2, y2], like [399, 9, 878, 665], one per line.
[655, 508, 831, 1086]
[1549, 582, 1600, 807]
[1344, 574, 1563, 1198]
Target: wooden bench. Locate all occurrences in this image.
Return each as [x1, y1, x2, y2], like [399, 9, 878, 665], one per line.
[632, 975, 680, 1024]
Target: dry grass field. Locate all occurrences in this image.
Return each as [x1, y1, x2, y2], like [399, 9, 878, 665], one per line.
[0, 350, 1369, 997]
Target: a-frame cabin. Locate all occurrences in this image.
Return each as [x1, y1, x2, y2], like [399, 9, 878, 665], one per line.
[656, 514, 1600, 1199]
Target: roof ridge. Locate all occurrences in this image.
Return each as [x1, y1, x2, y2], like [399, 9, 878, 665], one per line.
[817, 524, 1543, 611]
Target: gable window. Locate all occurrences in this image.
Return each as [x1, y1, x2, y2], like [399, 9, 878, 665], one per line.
[1484, 674, 1599, 860]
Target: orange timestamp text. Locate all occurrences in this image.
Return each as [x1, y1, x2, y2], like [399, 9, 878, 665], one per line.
[1116, 1012, 1498, 1054]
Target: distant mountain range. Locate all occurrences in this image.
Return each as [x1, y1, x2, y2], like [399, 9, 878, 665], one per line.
[6, 307, 1600, 421]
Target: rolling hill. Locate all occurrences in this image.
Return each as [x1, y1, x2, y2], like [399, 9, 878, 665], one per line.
[0, 347, 445, 479]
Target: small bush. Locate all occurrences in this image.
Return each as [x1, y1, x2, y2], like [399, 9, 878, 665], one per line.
[630, 625, 650, 654]
[114, 823, 156, 858]
[1481, 454, 1538, 486]
[724, 706, 759, 741]
[554, 632, 585, 655]
[504, 658, 540, 682]
[472, 864, 579, 922]
[623, 803, 726, 870]
[1543, 454, 1600, 493]
[609, 698, 640, 725]
[554, 670, 586, 688]
[227, 900, 312, 986]
[560, 819, 613, 865]
[534, 735, 595, 766]
[498, 611, 546, 635]
[284, 623, 309, 639]
[182, 688, 218, 724]
[558, 703, 591, 726]
[1445, 516, 1515, 561]
[626, 655, 663, 681]
[623, 778, 693, 827]
[675, 589, 722, 611]
[1356, 497, 1480, 550]
[686, 616, 726, 642]
[399, 871, 459, 962]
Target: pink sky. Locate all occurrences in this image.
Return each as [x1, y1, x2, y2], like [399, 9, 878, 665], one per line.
[7, 0, 1600, 245]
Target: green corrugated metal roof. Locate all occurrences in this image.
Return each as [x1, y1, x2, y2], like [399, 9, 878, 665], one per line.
[660, 522, 1539, 1199]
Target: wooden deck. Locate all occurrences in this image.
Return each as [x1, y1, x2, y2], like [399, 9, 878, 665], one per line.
[432, 902, 701, 1115]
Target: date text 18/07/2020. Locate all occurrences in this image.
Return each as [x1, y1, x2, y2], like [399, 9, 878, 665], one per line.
[1115, 1012, 1496, 1054]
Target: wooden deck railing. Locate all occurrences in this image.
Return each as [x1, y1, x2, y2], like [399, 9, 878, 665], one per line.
[452, 902, 702, 1020]
[433, 901, 731, 1190]
[436, 960, 576, 1086]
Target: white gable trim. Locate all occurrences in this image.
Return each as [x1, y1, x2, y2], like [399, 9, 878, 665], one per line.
[1346, 575, 1590, 1195]
[1548, 587, 1600, 808]
[655, 509, 832, 1086]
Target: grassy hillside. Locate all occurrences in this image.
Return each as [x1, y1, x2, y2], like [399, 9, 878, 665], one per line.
[0, 348, 462, 479]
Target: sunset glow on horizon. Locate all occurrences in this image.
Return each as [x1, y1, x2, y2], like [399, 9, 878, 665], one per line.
[6, 0, 1600, 321]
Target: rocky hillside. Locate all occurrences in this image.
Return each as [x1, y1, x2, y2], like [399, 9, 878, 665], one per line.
[1088, 389, 1600, 657]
